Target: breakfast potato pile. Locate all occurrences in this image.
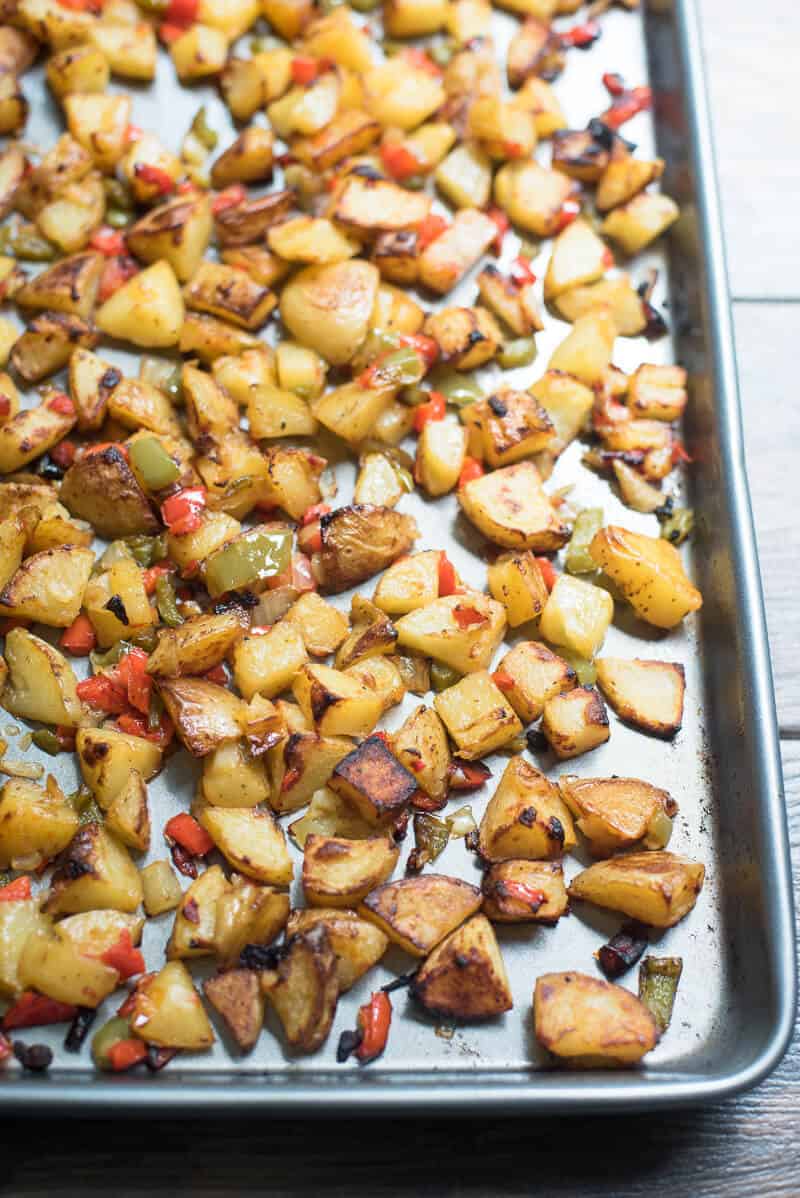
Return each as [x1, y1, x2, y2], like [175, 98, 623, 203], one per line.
[0, 0, 702, 1076]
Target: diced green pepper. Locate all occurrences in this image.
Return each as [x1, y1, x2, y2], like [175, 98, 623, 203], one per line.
[348, 0, 381, 11]
[498, 337, 538, 370]
[155, 575, 184, 628]
[129, 437, 181, 491]
[123, 534, 159, 568]
[148, 689, 165, 732]
[92, 1017, 134, 1071]
[103, 177, 134, 210]
[358, 328, 402, 367]
[638, 956, 683, 1033]
[190, 106, 218, 151]
[0, 225, 56, 261]
[659, 506, 694, 546]
[565, 508, 603, 575]
[366, 346, 427, 389]
[106, 207, 132, 229]
[432, 370, 484, 408]
[428, 39, 455, 67]
[204, 528, 292, 597]
[408, 813, 449, 872]
[430, 661, 462, 692]
[32, 730, 62, 756]
[445, 805, 476, 838]
[554, 648, 597, 686]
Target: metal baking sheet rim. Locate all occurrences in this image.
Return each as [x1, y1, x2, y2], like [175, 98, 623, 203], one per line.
[2, 0, 796, 1115]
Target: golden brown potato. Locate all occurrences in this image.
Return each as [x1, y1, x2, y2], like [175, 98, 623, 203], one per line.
[126, 194, 212, 283]
[18, 928, 119, 1009]
[0, 893, 48, 997]
[15, 251, 103, 319]
[534, 972, 659, 1066]
[334, 174, 431, 236]
[478, 756, 576, 861]
[461, 390, 554, 469]
[558, 775, 677, 856]
[2, 627, 83, 729]
[481, 860, 568, 923]
[0, 545, 94, 628]
[44, 823, 143, 916]
[627, 364, 688, 421]
[200, 806, 293, 887]
[569, 851, 705, 927]
[459, 461, 569, 551]
[334, 596, 397, 670]
[288, 787, 375, 848]
[184, 261, 276, 331]
[434, 670, 523, 760]
[312, 505, 418, 594]
[492, 641, 576, 723]
[167, 865, 228, 961]
[214, 879, 290, 965]
[411, 914, 513, 1019]
[395, 593, 507, 675]
[595, 657, 686, 738]
[0, 776, 78, 872]
[279, 259, 378, 366]
[0, 397, 77, 473]
[477, 265, 543, 337]
[294, 108, 381, 172]
[214, 190, 294, 249]
[303, 834, 399, 907]
[286, 907, 388, 992]
[157, 678, 246, 757]
[106, 770, 150, 853]
[147, 612, 245, 679]
[131, 961, 215, 1050]
[260, 924, 339, 1053]
[76, 727, 162, 810]
[284, 592, 349, 658]
[589, 526, 703, 629]
[418, 208, 496, 294]
[293, 663, 384, 738]
[329, 735, 417, 826]
[360, 874, 482, 957]
[423, 306, 501, 371]
[95, 260, 184, 349]
[541, 686, 611, 760]
[391, 704, 451, 806]
[204, 968, 265, 1053]
[267, 730, 352, 815]
[211, 126, 274, 187]
[68, 350, 122, 431]
[544, 218, 610, 301]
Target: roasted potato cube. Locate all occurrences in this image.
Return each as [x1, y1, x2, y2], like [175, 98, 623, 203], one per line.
[64, 92, 131, 171]
[601, 193, 679, 255]
[170, 22, 227, 80]
[589, 526, 702, 629]
[56, 910, 143, 960]
[280, 259, 379, 366]
[312, 505, 418, 595]
[214, 879, 290, 965]
[268, 731, 352, 815]
[541, 686, 610, 760]
[551, 127, 611, 183]
[131, 961, 215, 1050]
[15, 251, 103, 319]
[201, 741, 270, 809]
[423, 307, 500, 371]
[627, 364, 688, 421]
[476, 265, 543, 337]
[211, 126, 274, 187]
[595, 657, 685, 738]
[493, 160, 577, 238]
[286, 907, 388, 993]
[434, 143, 493, 209]
[260, 924, 338, 1053]
[418, 208, 496, 294]
[334, 174, 431, 237]
[232, 624, 308, 702]
[76, 727, 162, 810]
[18, 928, 118, 1009]
[292, 663, 385, 737]
[392, 704, 451, 806]
[107, 378, 180, 438]
[44, 823, 143, 916]
[534, 972, 659, 1066]
[0, 545, 94, 628]
[200, 806, 293, 887]
[0, 776, 78, 872]
[146, 612, 244, 680]
[293, 108, 381, 172]
[396, 593, 506, 675]
[539, 573, 614, 659]
[89, 19, 158, 80]
[505, 15, 563, 87]
[2, 627, 83, 728]
[214, 189, 294, 249]
[548, 309, 616, 386]
[106, 770, 150, 853]
[329, 735, 417, 826]
[596, 156, 664, 212]
[415, 416, 468, 497]
[204, 968, 264, 1053]
[513, 76, 566, 138]
[183, 261, 275, 331]
[0, 396, 77, 473]
[360, 874, 482, 957]
[544, 218, 611, 301]
[288, 787, 374, 848]
[568, 851, 705, 928]
[555, 274, 647, 338]
[166, 864, 228, 960]
[530, 370, 594, 458]
[284, 592, 349, 659]
[141, 860, 183, 917]
[96, 260, 184, 349]
[493, 640, 575, 723]
[126, 195, 212, 283]
[362, 57, 444, 129]
[434, 671, 523, 760]
[558, 775, 677, 856]
[373, 549, 441, 616]
[459, 460, 569, 551]
[0, 895, 48, 997]
[478, 756, 575, 861]
[157, 678, 246, 757]
[463, 390, 554, 469]
[60, 443, 158, 538]
[481, 859, 568, 923]
[312, 380, 396, 446]
[344, 655, 405, 714]
[487, 551, 549, 628]
[411, 914, 512, 1019]
[334, 596, 397, 670]
[268, 217, 360, 266]
[303, 834, 399, 907]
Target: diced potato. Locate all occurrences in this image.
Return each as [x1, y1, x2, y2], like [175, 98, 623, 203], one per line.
[469, 95, 537, 160]
[0, 776, 78, 871]
[513, 76, 566, 138]
[548, 310, 616, 386]
[288, 787, 374, 848]
[628, 364, 688, 421]
[539, 573, 614, 659]
[335, 597, 397, 670]
[170, 23, 227, 80]
[487, 551, 549, 627]
[106, 770, 150, 852]
[411, 914, 512, 1019]
[60, 443, 158, 538]
[459, 461, 569, 551]
[0, 401, 77, 474]
[482, 860, 568, 923]
[292, 663, 384, 737]
[313, 381, 396, 446]
[534, 972, 659, 1066]
[435, 144, 493, 210]
[373, 550, 441, 616]
[286, 907, 387, 993]
[589, 526, 702, 629]
[476, 265, 542, 337]
[126, 195, 213, 283]
[360, 874, 481, 957]
[211, 126, 274, 187]
[15, 250, 103, 319]
[141, 860, 183, 917]
[493, 640, 575, 723]
[418, 208, 496, 294]
[541, 686, 610, 760]
[157, 678, 246, 757]
[1, 627, 83, 728]
[201, 740, 270, 809]
[303, 834, 399, 907]
[555, 275, 648, 338]
[131, 961, 215, 1050]
[231, 624, 307, 703]
[478, 756, 575, 861]
[18, 928, 119, 1009]
[363, 58, 445, 130]
[334, 174, 432, 236]
[354, 452, 405, 509]
[344, 656, 405, 714]
[329, 735, 417, 826]
[260, 924, 338, 1053]
[121, 132, 183, 205]
[558, 775, 677, 856]
[204, 967, 264, 1053]
[396, 593, 507, 675]
[89, 20, 158, 80]
[76, 727, 162, 809]
[392, 704, 451, 806]
[493, 160, 577, 238]
[64, 92, 131, 171]
[416, 416, 468, 496]
[200, 805, 292, 887]
[56, 910, 143, 959]
[462, 390, 554, 469]
[214, 878, 290, 965]
[568, 850, 705, 927]
[183, 260, 276, 331]
[284, 592, 349, 658]
[601, 193, 680, 255]
[423, 307, 501, 371]
[95, 260, 184, 349]
[280, 260, 379, 366]
[311, 504, 418, 594]
[530, 370, 595, 458]
[147, 612, 244, 680]
[596, 156, 664, 212]
[44, 823, 143, 916]
[293, 108, 381, 172]
[299, 8, 372, 71]
[0, 896, 48, 997]
[268, 217, 359, 266]
[0, 545, 94, 630]
[505, 14, 563, 86]
[434, 670, 523, 760]
[268, 731, 352, 815]
[166, 865, 228, 960]
[595, 657, 685, 738]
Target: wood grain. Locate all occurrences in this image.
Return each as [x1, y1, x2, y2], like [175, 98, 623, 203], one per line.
[701, 0, 800, 299]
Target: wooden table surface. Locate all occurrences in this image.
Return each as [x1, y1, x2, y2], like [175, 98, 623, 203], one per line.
[7, 1, 800, 1193]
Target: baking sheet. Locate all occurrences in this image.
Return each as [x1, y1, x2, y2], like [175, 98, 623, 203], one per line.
[0, 0, 795, 1112]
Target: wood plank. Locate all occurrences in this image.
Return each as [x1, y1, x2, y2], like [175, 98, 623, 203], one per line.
[733, 303, 800, 728]
[5, 747, 799, 1197]
[701, 0, 800, 299]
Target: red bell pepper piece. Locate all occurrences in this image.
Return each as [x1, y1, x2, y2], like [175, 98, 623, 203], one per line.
[211, 184, 246, 215]
[204, 664, 227, 686]
[500, 880, 546, 910]
[98, 255, 139, 303]
[0, 1031, 11, 1063]
[161, 486, 207, 536]
[399, 333, 439, 368]
[0, 394, 11, 419]
[116, 711, 174, 747]
[301, 502, 331, 526]
[101, 929, 146, 980]
[602, 72, 626, 96]
[166, 0, 198, 22]
[437, 552, 457, 597]
[401, 47, 441, 76]
[290, 55, 323, 85]
[57, 0, 103, 11]
[134, 163, 176, 196]
[90, 226, 127, 256]
[448, 757, 491, 791]
[492, 669, 515, 693]
[0, 875, 31, 901]
[159, 22, 186, 44]
[165, 813, 214, 858]
[510, 256, 536, 287]
[535, 556, 558, 592]
[117, 648, 152, 716]
[671, 440, 693, 465]
[50, 438, 76, 470]
[413, 391, 446, 433]
[380, 142, 422, 183]
[2, 991, 78, 1030]
[560, 19, 601, 48]
[355, 991, 392, 1062]
[452, 604, 485, 630]
[142, 563, 172, 596]
[76, 673, 128, 715]
[458, 457, 485, 488]
[107, 1038, 149, 1072]
[601, 85, 652, 130]
[59, 614, 97, 656]
[554, 199, 581, 233]
[602, 247, 615, 269]
[416, 214, 448, 251]
[486, 206, 510, 255]
[46, 392, 75, 417]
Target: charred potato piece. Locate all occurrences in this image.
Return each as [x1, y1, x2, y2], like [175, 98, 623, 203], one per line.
[462, 389, 554, 468]
[459, 460, 569, 551]
[44, 823, 143, 916]
[595, 657, 686, 738]
[286, 907, 388, 993]
[105, 770, 151, 853]
[2, 626, 83, 728]
[293, 663, 385, 737]
[260, 925, 339, 1053]
[551, 128, 611, 183]
[293, 109, 381, 172]
[204, 968, 265, 1053]
[478, 756, 576, 861]
[568, 851, 705, 928]
[558, 775, 677, 856]
[334, 174, 431, 236]
[211, 126, 274, 187]
[147, 612, 245, 679]
[158, 678, 246, 756]
[596, 155, 664, 212]
[126, 195, 213, 283]
[268, 731, 352, 815]
[184, 261, 276, 331]
[422, 306, 501, 370]
[280, 259, 379, 366]
[329, 735, 418, 826]
[214, 880, 290, 965]
[68, 349, 121, 432]
[372, 230, 420, 286]
[411, 914, 513, 1020]
[334, 595, 397, 670]
[487, 552, 549, 628]
[418, 208, 496, 294]
[360, 874, 482, 957]
[492, 640, 576, 723]
[76, 727, 162, 810]
[303, 834, 399, 907]
[434, 670, 523, 760]
[95, 260, 184, 349]
[482, 860, 568, 923]
[312, 505, 418, 594]
[477, 265, 543, 336]
[284, 592, 349, 658]
[541, 686, 610, 760]
[214, 189, 295, 248]
[0, 545, 94, 628]
[506, 16, 564, 89]
[494, 160, 578, 238]
[0, 397, 77, 473]
[60, 444, 159, 538]
[392, 704, 451, 806]
[627, 364, 688, 421]
[534, 972, 659, 1066]
[14, 250, 103, 319]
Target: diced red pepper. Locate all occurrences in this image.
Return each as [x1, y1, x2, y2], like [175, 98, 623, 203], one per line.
[161, 486, 207, 536]
[165, 813, 214, 858]
[166, 0, 198, 22]
[560, 19, 601, 48]
[212, 184, 246, 215]
[117, 648, 152, 716]
[0, 619, 28, 636]
[50, 439, 76, 470]
[57, 0, 103, 11]
[46, 392, 75, 417]
[492, 669, 515, 693]
[503, 140, 524, 159]
[0, 875, 31, 901]
[90, 226, 127, 256]
[554, 199, 581, 233]
[280, 766, 301, 793]
[453, 604, 485, 630]
[107, 1038, 149, 1072]
[510, 256, 536, 288]
[500, 880, 546, 910]
[601, 85, 652, 130]
[159, 22, 186, 44]
[399, 333, 439, 368]
[81, 441, 129, 460]
[301, 502, 331, 526]
[125, 124, 143, 145]
[101, 929, 146, 980]
[98, 255, 139, 303]
[602, 72, 626, 97]
[413, 391, 446, 433]
[671, 440, 693, 465]
[401, 47, 441, 76]
[60, 613, 97, 657]
[0, 1032, 11, 1063]
[437, 552, 458, 597]
[76, 673, 128, 715]
[416, 214, 449, 252]
[290, 55, 323, 85]
[458, 457, 485, 488]
[355, 991, 392, 1063]
[380, 142, 422, 183]
[448, 757, 491, 791]
[486, 206, 510, 255]
[535, 556, 558, 592]
[302, 522, 323, 554]
[134, 163, 176, 196]
[117, 711, 174, 748]
[142, 563, 172, 596]
[0, 394, 11, 419]
[602, 247, 615, 269]
[2, 991, 78, 1030]
[204, 664, 227, 686]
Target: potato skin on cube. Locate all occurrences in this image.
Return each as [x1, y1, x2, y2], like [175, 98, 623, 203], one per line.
[286, 907, 388, 993]
[481, 860, 568, 923]
[412, 914, 513, 1020]
[459, 461, 569, 551]
[534, 971, 659, 1066]
[329, 735, 418, 826]
[303, 834, 399, 908]
[568, 850, 705, 928]
[558, 775, 677, 856]
[589, 526, 702, 630]
[541, 686, 610, 760]
[478, 756, 576, 862]
[260, 924, 339, 1054]
[595, 657, 686, 738]
[204, 968, 265, 1054]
